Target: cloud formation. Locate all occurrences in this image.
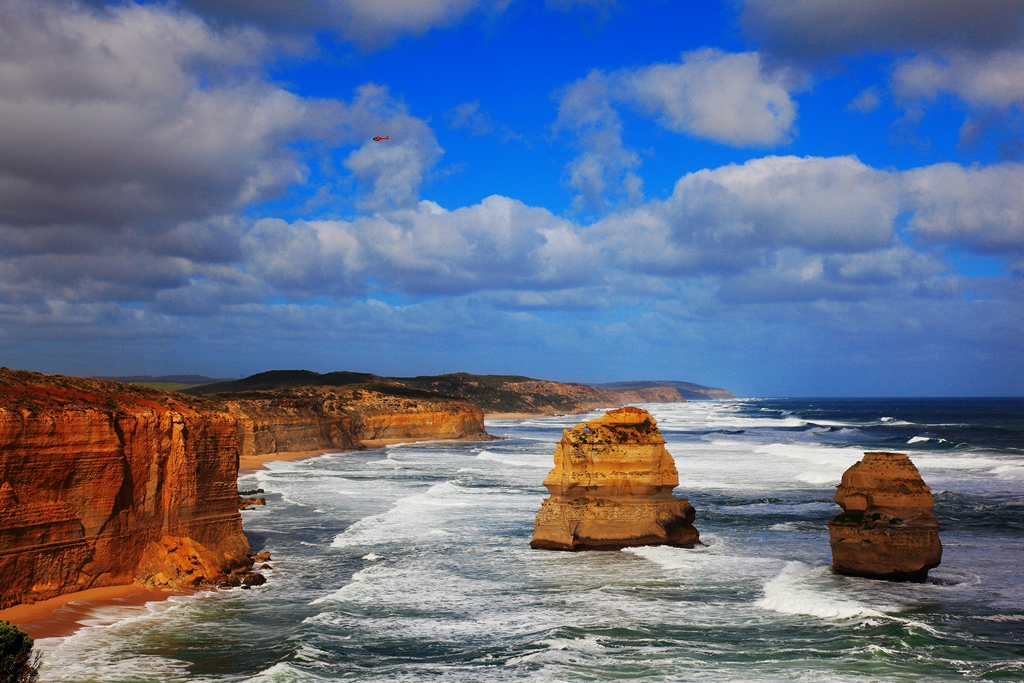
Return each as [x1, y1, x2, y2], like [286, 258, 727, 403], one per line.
[892, 50, 1024, 108]
[554, 49, 798, 210]
[905, 162, 1024, 252]
[741, 0, 1024, 60]
[178, 0, 501, 48]
[0, 0, 443, 311]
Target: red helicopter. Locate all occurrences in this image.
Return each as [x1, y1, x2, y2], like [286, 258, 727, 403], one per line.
[372, 135, 389, 142]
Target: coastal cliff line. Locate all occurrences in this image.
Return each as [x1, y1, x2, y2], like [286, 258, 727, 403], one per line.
[0, 369, 490, 609]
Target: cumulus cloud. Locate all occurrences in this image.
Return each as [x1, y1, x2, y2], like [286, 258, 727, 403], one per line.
[0, 0, 442, 312]
[554, 49, 798, 210]
[740, 0, 1024, 60]
[244, 196, 595, 296]
[553, 72, 643, 212]
[339, 85, 443, 211]
[595, 155, 900, 278]
[0, 0, 307, 233]
[905, 162, 1024, 251]
[847, 87, 882, 113]
[625, 49, 798, 146]
[892, 50, 1024, 108]
[178, 0, 501, 48]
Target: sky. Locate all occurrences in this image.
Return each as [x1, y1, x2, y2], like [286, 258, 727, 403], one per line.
[1, 0, 1023, 396]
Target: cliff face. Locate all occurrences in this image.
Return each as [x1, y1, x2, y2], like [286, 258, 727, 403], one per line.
[828, 452, 942, 582]
[225, 393, 362, 456]
[223, 387, 488, 453]
[531, 407, 699, 550]
[0, 370, 491, 609]
[349, 392, 487, 441]
[0, 370, 253, 609]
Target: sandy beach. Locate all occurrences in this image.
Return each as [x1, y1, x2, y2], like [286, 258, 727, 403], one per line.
[0, 585, 178, 639]
[238, 448, 335, 475]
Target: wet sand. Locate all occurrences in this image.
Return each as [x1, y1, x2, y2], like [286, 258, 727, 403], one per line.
[0, 585, 177, 639]
[239, 448, 334, 475]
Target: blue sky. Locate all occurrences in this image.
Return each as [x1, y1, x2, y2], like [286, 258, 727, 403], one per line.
[1, 0, 1022, 396]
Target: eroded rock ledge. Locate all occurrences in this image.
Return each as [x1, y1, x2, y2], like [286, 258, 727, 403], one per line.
[828, 452, 942, 582]
[531, 407, 699, 550]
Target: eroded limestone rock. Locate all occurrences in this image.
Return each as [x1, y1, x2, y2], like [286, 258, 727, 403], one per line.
[531, 407, 699, 550]
[829, 452, 942, 582]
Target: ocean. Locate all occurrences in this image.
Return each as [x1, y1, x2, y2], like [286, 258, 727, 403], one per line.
[36, 399, 1024, 682]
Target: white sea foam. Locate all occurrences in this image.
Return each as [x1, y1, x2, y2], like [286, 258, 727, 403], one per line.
[247, 662, 327, 682]
[978, 614, 1024, 622]
[41, 400, 1022, 681]
[755, 562, 890, 620]
[475, 449, 551, 468]
[35, 595, 205, 682]
[796, 471, 841, 486]
[991, 464, 1024, 480]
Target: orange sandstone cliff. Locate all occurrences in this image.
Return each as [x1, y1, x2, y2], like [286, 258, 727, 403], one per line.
[222, 386, 488, 455]
[0, 370, 491, 609]
[0, 369, 255, 609]
[531, 407, 699, 550]
[828, 452, 942, 582]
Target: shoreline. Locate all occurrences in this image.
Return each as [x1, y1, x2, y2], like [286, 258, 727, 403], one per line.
[239, 434, 505, 475]
[5, 431, 524, 641]
[0, 585, 180, 639]
[484, 412, 548, 420]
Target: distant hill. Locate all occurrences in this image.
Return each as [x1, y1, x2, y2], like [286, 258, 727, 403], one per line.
[96, 374, 236, 391]
[97, 374, 232, 384]
[184, 370, 380, 395]
[591, 380, 735, 400]
[179, 370, 736, 415]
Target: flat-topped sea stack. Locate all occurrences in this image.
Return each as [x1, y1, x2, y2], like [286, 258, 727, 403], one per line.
[829, 452, 942, 582]
[531, 407, 699, 551]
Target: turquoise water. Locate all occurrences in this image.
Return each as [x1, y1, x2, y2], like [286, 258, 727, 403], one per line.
[37, 400, 1024, 681]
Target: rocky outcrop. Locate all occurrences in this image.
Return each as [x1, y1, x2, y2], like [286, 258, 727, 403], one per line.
[0, 369, 254, 609]
[531, 407, 699, 550]
[135, 536, 263, 589]
[829, 452, 942, 582]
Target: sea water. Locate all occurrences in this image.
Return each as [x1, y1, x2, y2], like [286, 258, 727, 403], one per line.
[36, 399, 1024, 682]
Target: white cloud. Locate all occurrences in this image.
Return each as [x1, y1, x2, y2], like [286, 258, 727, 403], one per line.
[179, 0, 502, 48]
[240, 196, 596, 297]
[0, 0, 307, 232]
[554, 72, 643, 212]
[626, 49, 798, 147]
[340, 85, 443, 211]
[893, 50, 1024, 108]
[847, 87, 882, 113]
[0, 0, 444, 312]
[554, 50, 799, 210]
[905, 162, 1024, 250]
[740, 0, 1024, 60]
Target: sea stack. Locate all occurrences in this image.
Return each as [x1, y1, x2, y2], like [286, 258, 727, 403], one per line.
[530, 407, 699, 550]
[828, 452, 942, 582]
